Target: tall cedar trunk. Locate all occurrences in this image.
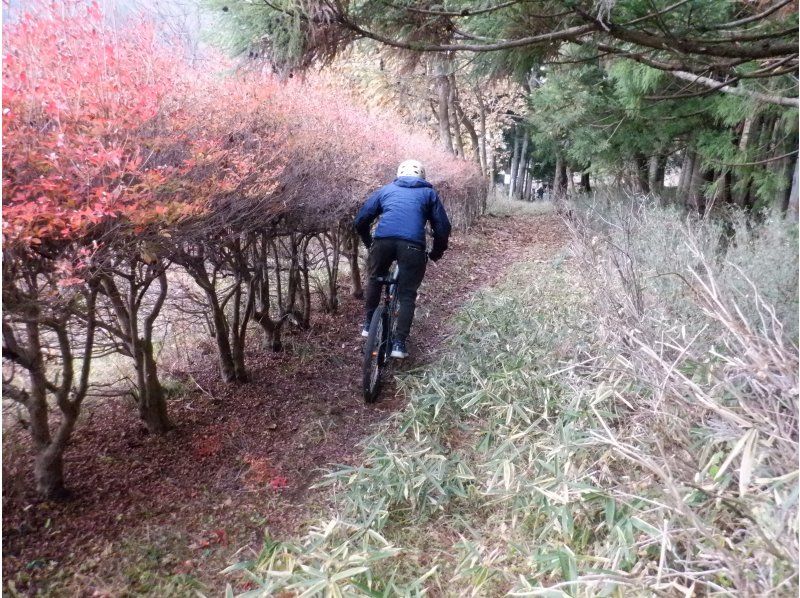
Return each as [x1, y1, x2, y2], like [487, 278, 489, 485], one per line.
[475, 86, 488, 175]
[780, 152, 797, 213]
[449, 77, 465, 158]
[772, 116, 797, 209]
[648, 154, 666, 198]
[553, 153, 568, 199]
[734, 113, 761, 206]
[708, 170, 733, 212]
[677, 149, 695, 201]
[434, 58, 453, 153]
[635, 154, 650, 193]
[523, 157, 534, 200]
[775, 153, 792, 208]
[687, 158, 712, 213]
[508, 128, 522, 199]
[455, 100, 482, 168]
[648, 155, 659, 192]
[787, 159, 799, 219]
[514, 135, 529, 199]
[580, 170, 592, 193]
[744, 113, 777, 209]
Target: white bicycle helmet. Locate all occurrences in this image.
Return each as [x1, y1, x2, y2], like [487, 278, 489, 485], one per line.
[397, 159, 425, 179]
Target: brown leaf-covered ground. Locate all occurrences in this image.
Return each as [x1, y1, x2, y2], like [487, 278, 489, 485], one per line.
[2, 210, 567, 597]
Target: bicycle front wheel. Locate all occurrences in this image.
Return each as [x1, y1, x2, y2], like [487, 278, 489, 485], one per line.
[362, 306, 386, 403]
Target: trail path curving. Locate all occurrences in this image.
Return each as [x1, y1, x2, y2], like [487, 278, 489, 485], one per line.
[3, 208, 568, 596]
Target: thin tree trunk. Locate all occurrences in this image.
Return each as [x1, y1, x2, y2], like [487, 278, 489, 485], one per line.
[514, 135, 529, 199]
[455, 101, 481, 168]
[508, 127, 522, 199]
[523, 157, 534, 200]
[787, 159, 799, 220]
[346, 231, 363, 298]
[434, 58, 453, 153]
[449, 77, 465, 158]
[553, 153, 568, 199]
[474, 86, 488, 175]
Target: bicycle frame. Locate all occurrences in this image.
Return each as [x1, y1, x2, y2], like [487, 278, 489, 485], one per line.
[362, 264, 399, 402]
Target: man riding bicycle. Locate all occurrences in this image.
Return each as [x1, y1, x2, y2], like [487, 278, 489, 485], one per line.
[354, 159, 451, 359]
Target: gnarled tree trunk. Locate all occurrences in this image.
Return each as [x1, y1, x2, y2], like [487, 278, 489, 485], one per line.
[3, 271, 97, 497]
[97, 261, 172, 432]
[346, 230, 363, 299]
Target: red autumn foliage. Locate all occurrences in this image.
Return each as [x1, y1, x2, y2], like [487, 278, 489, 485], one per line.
[270, 476, 289, 490]
[1, 2, 189, 246]
[242, 454, 275, 488]
[192, 434, 224, 459]
[2, 2, 482, 249]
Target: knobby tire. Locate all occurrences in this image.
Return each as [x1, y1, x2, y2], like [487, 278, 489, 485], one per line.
[362, 306, 386, 403]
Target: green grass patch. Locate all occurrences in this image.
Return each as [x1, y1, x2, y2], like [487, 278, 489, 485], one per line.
[227, 199, 798, 596]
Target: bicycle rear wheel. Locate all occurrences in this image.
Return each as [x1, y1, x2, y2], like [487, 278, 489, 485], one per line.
[362, 306, 387, 403]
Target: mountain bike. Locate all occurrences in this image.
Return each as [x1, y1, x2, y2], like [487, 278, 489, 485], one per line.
[362, 264, 400, 403]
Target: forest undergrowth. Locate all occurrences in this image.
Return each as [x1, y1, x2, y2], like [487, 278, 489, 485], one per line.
[230, 195, 799, 597]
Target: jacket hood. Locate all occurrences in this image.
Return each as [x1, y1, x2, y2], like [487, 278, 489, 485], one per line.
[393, 176, 432, 189]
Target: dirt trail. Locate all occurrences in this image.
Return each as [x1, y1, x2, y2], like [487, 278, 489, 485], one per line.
[2, 211, 568, 596]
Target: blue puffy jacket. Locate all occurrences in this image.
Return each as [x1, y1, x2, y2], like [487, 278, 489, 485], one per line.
[354, 177, 452, 256]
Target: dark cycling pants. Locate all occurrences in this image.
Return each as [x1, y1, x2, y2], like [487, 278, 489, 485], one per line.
[364, 238, 427, 342]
